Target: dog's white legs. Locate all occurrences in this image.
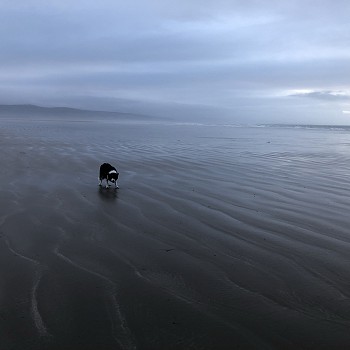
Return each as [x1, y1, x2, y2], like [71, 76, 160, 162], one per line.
[98, 177, 118, 189]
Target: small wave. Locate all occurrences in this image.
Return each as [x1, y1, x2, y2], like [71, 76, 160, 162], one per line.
[263, 124, 350, 132]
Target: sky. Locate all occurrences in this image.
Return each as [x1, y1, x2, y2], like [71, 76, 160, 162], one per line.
[0, 0, 349, 124]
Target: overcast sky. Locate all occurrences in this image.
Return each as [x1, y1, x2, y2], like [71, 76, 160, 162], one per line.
[0, 0, 349, 124]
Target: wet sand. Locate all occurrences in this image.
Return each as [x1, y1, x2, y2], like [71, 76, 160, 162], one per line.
[1, 118, 350, 349]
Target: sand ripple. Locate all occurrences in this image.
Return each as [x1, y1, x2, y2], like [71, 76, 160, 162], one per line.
[1, 120, 350, 349]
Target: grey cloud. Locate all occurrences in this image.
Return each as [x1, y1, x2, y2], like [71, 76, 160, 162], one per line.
[0, 0, 349, 123]
[291, 91, 350, 101]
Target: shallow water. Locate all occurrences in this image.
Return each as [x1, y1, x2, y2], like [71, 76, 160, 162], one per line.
[1, 118, 350, 349]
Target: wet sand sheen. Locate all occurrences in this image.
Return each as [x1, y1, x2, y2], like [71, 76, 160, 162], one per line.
[1, 119, 350, 349]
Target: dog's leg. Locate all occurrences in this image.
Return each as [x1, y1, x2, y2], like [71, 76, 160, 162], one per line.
[98, 177, 102, 186]
[115, 180, 119, 189]
[106, 179, 110, 189]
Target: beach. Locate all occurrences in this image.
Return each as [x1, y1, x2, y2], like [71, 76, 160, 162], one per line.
[1, 116, 350, 349]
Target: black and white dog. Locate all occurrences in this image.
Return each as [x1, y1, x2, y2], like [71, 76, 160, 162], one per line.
[99, 163, 119, 189]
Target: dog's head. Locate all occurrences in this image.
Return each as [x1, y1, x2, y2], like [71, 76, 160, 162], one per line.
[108, 170, 119, 183]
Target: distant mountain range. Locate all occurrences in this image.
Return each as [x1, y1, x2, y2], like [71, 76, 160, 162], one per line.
[0, 104, 157, 120]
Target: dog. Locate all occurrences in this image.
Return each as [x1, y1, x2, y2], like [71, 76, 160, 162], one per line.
[99, 163, 119, 189]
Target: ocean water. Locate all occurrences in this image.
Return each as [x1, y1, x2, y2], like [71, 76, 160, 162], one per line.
[2, 118, 350, 349]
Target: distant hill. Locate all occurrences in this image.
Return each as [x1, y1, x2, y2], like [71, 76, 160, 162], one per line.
[0, 104, 157, 121]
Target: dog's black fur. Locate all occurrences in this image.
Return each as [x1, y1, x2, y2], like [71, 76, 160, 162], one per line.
[99, 163, 119, 188]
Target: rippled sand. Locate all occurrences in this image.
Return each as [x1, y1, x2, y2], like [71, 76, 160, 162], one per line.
[1, 118, 350, 349]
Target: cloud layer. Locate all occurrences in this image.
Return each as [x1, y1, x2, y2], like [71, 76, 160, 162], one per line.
[1, 0, 350, 123]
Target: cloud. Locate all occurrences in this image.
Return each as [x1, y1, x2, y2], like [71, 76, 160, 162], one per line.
[290, 90, 350, 101]
[0, 0, 350, 123]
